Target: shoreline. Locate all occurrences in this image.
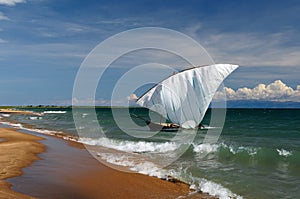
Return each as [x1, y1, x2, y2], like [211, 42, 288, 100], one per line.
[0, 125, 216, 198]
[0, 108, 43, 116]
[0, 128, 45, 198]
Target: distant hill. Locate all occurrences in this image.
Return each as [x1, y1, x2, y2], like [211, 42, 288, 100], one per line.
[225, 100, 300, 108]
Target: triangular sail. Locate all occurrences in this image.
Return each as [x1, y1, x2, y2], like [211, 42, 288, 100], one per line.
[136, 64, 239, 129]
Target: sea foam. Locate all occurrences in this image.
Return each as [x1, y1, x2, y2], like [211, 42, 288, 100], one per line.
[97, 153, 136, 167]
[131, 162, 168, 178]
[97, 150, 243, 199]
[0, 120, 243, 199]
[193, 143, 219, 154]
[79, 137, 178, 153]
[0, 121, 23, 128]
[29, 116, 42, 120]
[0, 121, 64, 136]
[276, 148, 292, 157]
[190, 177, 243, 199]
[43, 111, 66, 114]
[193, 143, 258, 156]
[97, 152, 168, 178]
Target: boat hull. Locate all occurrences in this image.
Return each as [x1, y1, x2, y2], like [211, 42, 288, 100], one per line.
[146, 121, 180, 132]
[131, 113, 180, 132]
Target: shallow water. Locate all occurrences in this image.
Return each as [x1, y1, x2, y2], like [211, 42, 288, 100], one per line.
[7, 129, 101, 199]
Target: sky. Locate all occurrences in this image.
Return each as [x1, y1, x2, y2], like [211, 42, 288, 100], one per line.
[0, 0, 300, 105]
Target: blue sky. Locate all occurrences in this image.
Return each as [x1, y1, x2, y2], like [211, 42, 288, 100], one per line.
[0, 0, 300, 105]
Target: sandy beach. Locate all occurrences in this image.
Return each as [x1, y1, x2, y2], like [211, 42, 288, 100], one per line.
[0, 126, 216, 199]
[0, 109, 43, 116]
[0, 128, 45, 199]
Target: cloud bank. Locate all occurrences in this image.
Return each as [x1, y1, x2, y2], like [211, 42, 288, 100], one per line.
[215, 80, 300, 102]
[0, 0, 25, 6]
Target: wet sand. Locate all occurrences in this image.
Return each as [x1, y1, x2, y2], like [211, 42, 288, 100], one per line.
[1, 127, 216, 199]
[0, 128, 45, 198]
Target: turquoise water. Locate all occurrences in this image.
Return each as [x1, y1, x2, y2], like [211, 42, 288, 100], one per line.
[1, 108, 300, 199]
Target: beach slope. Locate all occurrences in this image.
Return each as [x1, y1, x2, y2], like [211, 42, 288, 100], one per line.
[0, 126, 216, 198]
[0, 128, 45, 198]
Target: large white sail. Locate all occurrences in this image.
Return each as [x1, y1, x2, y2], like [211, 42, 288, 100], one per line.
[136, 64, 239, 129]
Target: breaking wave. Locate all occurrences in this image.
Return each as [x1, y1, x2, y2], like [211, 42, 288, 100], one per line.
[96, 152, 243, 199]
[189, 177, 243, 199]
[43, 111, 67, 114]
[276, 148, 292, 157]
[79, 137, 178, 153]
[29, 116, 42, 120]
[0, 121, 65, 136]
[0, 119, 245, 199]
[192, 142, 297, 164]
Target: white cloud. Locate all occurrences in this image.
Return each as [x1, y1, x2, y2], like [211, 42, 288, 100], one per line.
[0, 0, 26, 6]
[127, 94, 138, 101]
[0, 12, 9, 20]
[214, 80, 300, 102]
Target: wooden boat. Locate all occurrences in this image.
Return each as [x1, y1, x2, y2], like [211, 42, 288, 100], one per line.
[131, 114, 180, 131]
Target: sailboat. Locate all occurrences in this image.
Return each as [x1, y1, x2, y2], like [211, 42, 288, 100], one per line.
[134, 64, 239, 131]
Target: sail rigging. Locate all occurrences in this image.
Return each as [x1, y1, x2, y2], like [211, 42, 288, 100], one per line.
[136, 64, 239, 129]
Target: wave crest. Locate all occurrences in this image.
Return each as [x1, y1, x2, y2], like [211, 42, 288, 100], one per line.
[276, 148, 292, 157]
[43, 111, 66, 114]
[79, 137, 178, 153]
